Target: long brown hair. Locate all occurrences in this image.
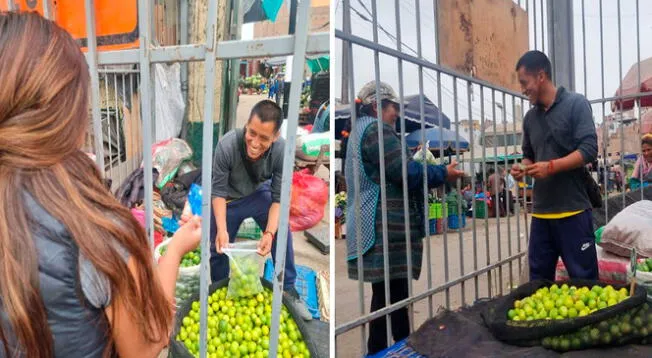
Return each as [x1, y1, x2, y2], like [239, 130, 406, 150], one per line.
[0, 12, 172, 357]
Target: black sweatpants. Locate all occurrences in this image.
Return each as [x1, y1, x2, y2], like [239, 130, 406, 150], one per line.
[368, 278, 410, 354]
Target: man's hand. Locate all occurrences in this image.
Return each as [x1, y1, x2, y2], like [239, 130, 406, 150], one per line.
[526, 161, 552, 179]
[257, 232, 274, 256]
[215, 229, 229, 254]
[511, 163, 526, 181]
[445, 160, 465, 182]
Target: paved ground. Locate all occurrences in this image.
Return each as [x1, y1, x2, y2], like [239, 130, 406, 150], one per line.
[334, 213, 530, 357]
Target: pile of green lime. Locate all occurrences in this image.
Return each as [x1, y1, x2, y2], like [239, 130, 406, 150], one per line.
[228, 254, 263, 298]
[176, 286, 311, 358]
[541, 303, 652, 351]
[507, 284, 630, 321]
[160, 245, 201, 268]
[636, 258, 652, 273]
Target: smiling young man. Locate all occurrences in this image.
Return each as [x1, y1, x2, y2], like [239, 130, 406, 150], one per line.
[510, 51, 599, 281]
[210, 99, 311, 319]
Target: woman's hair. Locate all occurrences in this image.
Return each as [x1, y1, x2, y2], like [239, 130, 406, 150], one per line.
[0, 12, 171, 357]
[642, 133, 652, 147]
[355, 99, 395, 118]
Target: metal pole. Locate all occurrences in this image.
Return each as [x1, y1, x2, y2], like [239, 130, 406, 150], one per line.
[599, 0, 608, 219]
[180, 0, 189, 104]
[394, 0, 414, 332]
[617, 0, 625, 209]
[227, 0, 243, 131]
[268, 0, 310, 356]
[370, 0, 393, 347]
[438, 71, 451, 308]
[492, 89, 503, 296]
[636, 0, 643, 201]
[342, 0, 367, 352]
[480, 86, 491, 298]
[547, 0, 575, 91]
[415, 0, 434, 319]
[197, 0, 220, 355]
[340, 0, 351, 103]
[84, 0, 106, 176]
[468, 82, 479, 301]
[453, 78, 465, 305]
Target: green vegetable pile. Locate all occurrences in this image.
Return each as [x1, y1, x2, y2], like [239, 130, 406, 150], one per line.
[176, 287, 311, 358]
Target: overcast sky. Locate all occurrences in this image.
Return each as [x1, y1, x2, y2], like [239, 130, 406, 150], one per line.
[334, 0, 652, 125]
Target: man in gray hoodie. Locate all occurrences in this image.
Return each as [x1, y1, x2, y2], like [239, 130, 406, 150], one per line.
[510, 51, 599, 282]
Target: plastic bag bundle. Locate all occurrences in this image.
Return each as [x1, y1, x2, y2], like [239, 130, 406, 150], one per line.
[154, 238, 202, 304]
[289, 169, 328, 232]
[150, 138, 193, 189]
[223, 241, 264, 299]
[412, 141, 437, 165]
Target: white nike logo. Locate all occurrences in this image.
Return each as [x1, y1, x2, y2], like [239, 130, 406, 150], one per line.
[581, 243, 591, 251]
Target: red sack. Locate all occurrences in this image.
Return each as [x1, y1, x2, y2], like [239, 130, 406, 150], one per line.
[289, 169, 328, 232]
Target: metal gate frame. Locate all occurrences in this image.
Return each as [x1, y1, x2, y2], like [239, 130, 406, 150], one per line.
[14, 1, 329, 357]
[335, 0, 649, 355]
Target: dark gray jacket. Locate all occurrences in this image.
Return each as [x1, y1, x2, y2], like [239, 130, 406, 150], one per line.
[0, 195, 111, 357]
[522, 87, 598, 214]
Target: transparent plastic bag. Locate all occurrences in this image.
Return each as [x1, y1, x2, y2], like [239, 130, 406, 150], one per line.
[155, 238, 203, 305]
[223, 241, 263, 299]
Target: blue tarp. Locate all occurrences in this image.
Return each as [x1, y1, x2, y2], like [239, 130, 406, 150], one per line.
[405, 128, 470, 150]
[263, 259, 320, 320]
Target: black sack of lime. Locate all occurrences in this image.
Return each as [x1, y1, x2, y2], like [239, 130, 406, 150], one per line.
[223, 241, 264, 299]
[541, 302, 652, 352]
[169, 278, 319, 358]
[482, 279, 647, 346]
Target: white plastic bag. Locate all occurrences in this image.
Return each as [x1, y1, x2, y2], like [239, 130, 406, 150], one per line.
[412, 140, 437, 165]
[223, 241, 264, 299]
[154, 63, 185, 142]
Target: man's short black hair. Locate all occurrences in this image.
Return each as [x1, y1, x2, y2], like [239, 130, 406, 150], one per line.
[515, 50, 552, 79]
[249, 100, 283, 132]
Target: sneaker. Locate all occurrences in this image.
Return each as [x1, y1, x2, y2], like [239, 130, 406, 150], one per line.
[284, 287, 313, 321]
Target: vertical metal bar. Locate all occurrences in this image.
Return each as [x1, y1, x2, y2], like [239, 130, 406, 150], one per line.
[434, 0, 440, 65]
[198, 0, 220, 355]
[42, 0, 51, 19]
[369, 0, 393, 347]
[84, 0, 105, 175]
[581, 0, 587, 95]
[480, 86, 491, 297]
[104, 75, 112, 178]
[415, 0, 434, 319]
[502, 92, 513, 290]
[113, 73, 123, 188]
[6, 0, 15, 11]
[533, 0, 538, 50]
[540, 0, 546, 54]
[616, 0, 625, 209]
[438, 71, 451, 308]
[227, 1, 243, 131]
[492, 89, 503, 295]
[452, 77, 465, 305]
[121, 73, 128, 184]
[514, 97, 522, 276]
[180, 0, 189, 105]
[269, 0, 310, 356]
[394, 0, 414, 331]
[468, 81, 479, 301]
[343, 0, 367, 352]
[636, 0, 643, 201]
[599, 0, 608, 219]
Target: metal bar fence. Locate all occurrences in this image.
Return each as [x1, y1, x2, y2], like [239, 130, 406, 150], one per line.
[67, 1, 329, 358]
[335, 0, 649, 355]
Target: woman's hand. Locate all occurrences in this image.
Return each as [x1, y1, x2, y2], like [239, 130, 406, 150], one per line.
[168, 215, 202, 258]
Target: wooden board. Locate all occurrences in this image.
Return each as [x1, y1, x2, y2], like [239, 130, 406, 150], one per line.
[437, 0, 529, 93]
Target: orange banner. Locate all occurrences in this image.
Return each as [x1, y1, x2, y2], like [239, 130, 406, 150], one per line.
[0, 0, 139, 51]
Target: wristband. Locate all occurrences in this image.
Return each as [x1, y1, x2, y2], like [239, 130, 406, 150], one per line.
[263, 231, 275, 239]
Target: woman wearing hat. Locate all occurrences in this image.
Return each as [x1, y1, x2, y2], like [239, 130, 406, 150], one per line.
[345, 81, 465, 354]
